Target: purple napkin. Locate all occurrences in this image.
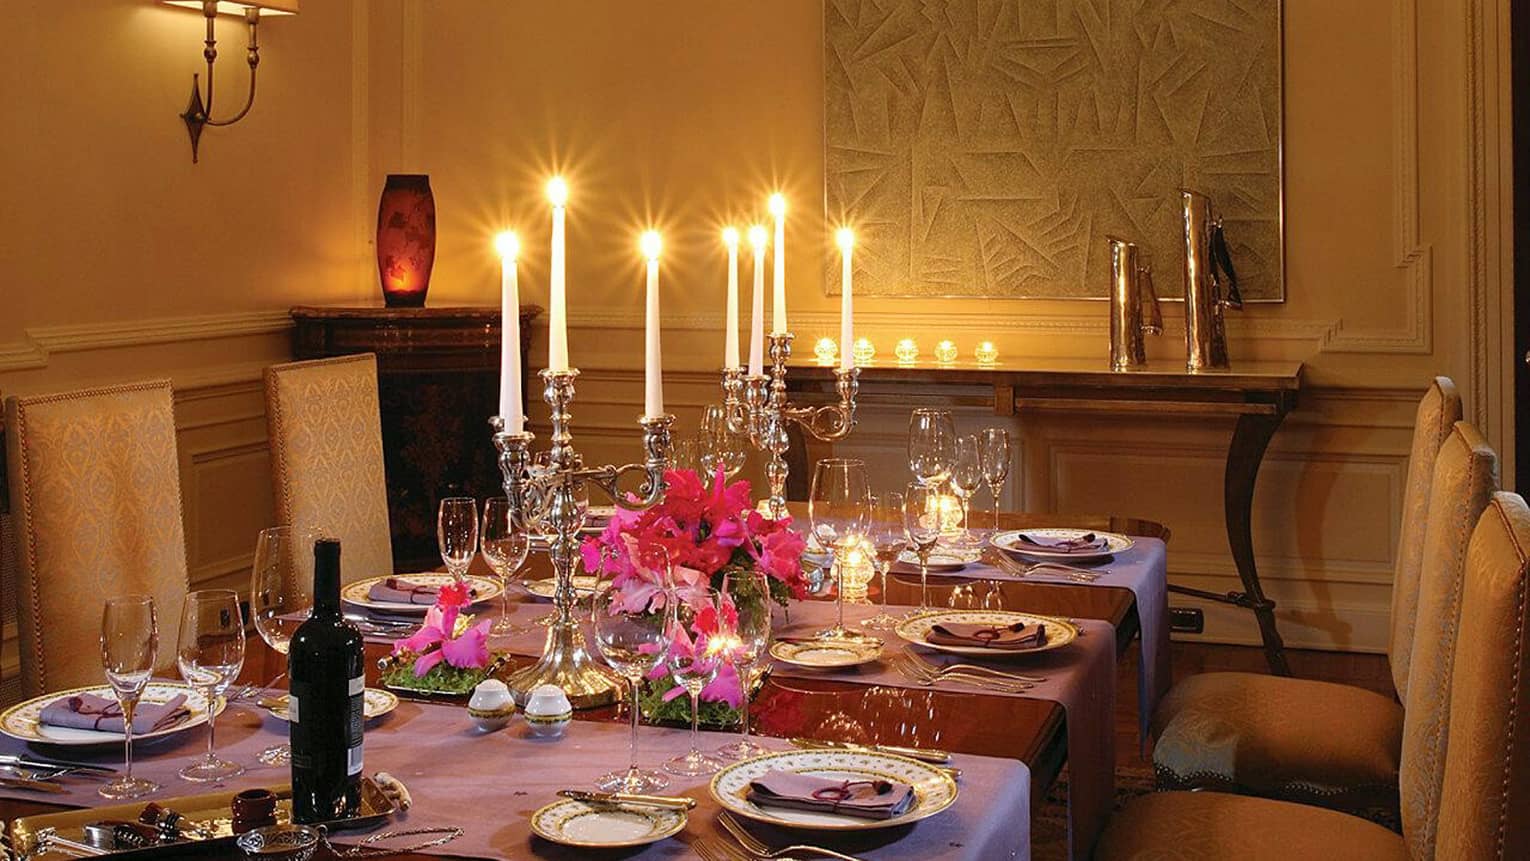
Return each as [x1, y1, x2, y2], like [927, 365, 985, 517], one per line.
[927, 621, 1047, 650]
[746, 770, 916, 820]
[1014, 532, 1108, 554]
[39, 693, 189, 734]
[367, 577, 475, 605]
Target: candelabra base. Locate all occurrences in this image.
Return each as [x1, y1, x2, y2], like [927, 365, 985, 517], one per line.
[505, 620, 621, 710]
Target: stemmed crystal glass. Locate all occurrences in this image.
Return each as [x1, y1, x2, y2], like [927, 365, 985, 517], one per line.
[903, 483, 943, 615]
[480, 498, 531, 636]
[437, 497, 479, 581]
[716, 574, 772, 760]
[592, 584, 672, 793]
[175, 589, 245, 782]
[862, 492, 906, 631]
[699, 404, 747, 480]
[980, 428, 1013, 529]
[99, 595, 160, 800]
[664, 588, 729, 776]
[250, 526, 313, 766]
[908, 409, 955, 488]
[808, 458, 872, 640]
[950, 435, 984, 547]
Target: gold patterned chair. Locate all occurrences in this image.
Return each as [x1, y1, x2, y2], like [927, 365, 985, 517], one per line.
[1098, 491, 1530, 860]
[4, 381, 190, 697]
[264, 354, 393, 584]
[1152, 408, 1490, 825]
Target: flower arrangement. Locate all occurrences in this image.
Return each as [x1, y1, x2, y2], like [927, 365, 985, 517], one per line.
[381, 581, 499, 695]
[582, 467, 806, 723]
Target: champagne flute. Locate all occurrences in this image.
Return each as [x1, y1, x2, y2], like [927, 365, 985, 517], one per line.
[808, 458, 872, 640]
[863, 492, 905, 631]
[250, 526, 313, 766]
[715, 574, 772, 759]
[437, 497, 479, 581]
[908, 408, 955, 488]
[99, 596, 160, 800]
[699, 404, 747, 480]
[951, 435, 985, 547]
[664, 588, 728, 776]
[176, 589, 245, 782]
[592, 584, 672, 793]
[980, 428, 1013, 529]
[903, 483, 943, 614]
[480, 498, 531, 636]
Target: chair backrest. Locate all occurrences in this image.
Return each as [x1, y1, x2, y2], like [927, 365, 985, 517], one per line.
[264, 354, 393, 584]
[4, 381, 190, 696]
[1391, 376, 1463, 698]
[1398, 421, 1498, 858]
[1433, 492, 1530, 859]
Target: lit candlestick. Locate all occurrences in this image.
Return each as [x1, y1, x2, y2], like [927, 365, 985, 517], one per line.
[836, 227, 855, 371]
[768, 193, 787, 335]
[723, 227, 741, 370]
[494, 231, 523, 433]
[748, 224, 768, 376]
[641, 230, 664, 418]
[546, 177, 570, 372]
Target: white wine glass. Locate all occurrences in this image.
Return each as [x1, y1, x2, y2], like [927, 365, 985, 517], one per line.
[980, 428, 1013, 529]
[699, 404, 747, 480]
[176, 589, 245, 782]
[480, 497, 531, 636]
[592, 584, 672, 793]
[808, 458, 872, 641]
[99, 595, 160, 800]
[908, 409, 955, 487]
[863, 492, 905, 631]
[437, 497, 479, 581]
[664, 588, 728, 776]
[715, 574, 772, 760]
[951, 435, 984, 547]
[903, 483, 943, 614]
[250, 526, 313, 766]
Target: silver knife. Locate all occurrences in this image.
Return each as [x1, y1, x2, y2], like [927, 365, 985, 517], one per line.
[0, 755, 117, 775]
[789, 737, 953, 764]
[558, 789, 696, 810]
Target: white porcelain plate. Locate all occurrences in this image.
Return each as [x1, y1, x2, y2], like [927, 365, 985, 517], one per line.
[894, 547, 982, 572]
[989, 528, 1132, 562]
[529, 798, 686, 848]
[341, 574, 503, 615]
[895, 610, 1078, 658]
[264, 688, 398, 723]
[710, 749, 958, 831]
[524, 575, 600, 601]
[0, 682, 218, 748]
[768, 638, 882, 669]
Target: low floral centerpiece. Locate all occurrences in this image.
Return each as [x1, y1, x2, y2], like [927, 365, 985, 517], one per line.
[380, 581, 506, 695]
[581, 467, 807, 726]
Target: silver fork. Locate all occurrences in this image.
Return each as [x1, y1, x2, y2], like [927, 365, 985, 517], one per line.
[900, 652, 1046, 684]
[989, 554, 1102, 583]
[719, 812, 868, 861]
[891, 653, 1032, 693]
[694, 837, 749, 861]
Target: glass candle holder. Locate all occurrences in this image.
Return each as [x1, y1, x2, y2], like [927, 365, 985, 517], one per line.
[934, 340, 958, 364]
[836, 540, 876, 602]
[975, 341, 999, 364]
[813, 338, 838, 365]
[895, 338, 919, 364]
[852, 337, 876, 365]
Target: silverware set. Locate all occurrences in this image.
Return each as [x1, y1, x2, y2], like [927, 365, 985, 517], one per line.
[891, 652, 1044, 693]
[694, 811, 867, 861]
[343, 613, 421, 637]
[0, 755, 117, 794]
[986, 552, 1106, 583]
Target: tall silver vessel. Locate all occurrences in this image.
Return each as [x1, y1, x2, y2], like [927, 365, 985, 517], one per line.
[1180, 189, 1243, 371]
[1106, 237, 1162, 370]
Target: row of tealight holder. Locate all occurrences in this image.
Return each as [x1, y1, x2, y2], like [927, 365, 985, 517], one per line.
[813, 337, 1000, 366]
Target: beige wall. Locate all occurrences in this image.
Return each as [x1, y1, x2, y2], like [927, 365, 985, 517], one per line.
[1, 1, 1515, 658]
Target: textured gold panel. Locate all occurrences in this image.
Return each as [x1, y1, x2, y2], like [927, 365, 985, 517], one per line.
[824, 0, 1283, 300]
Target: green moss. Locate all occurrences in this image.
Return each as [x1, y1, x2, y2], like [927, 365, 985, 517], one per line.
[380, 654, 493, 695]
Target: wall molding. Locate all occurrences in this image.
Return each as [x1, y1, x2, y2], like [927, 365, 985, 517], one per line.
[0, 311, 293, 374]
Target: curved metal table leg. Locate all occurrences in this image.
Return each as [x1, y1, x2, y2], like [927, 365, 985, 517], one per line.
[1224, 412, 1291, 675]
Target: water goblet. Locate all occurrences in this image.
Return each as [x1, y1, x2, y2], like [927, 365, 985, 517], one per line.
[908, 408, 955, 488]
[480, 498, 531, 636]
[437, 497, 479, 581]
[950, 434, 985, 547]
[903, 483, 943, 615]
[99, 596, 160, 800]
[699, 404, 747, 480]
[591, 584, 672, 793]
[980, 428, 1013, 529]
[862, 492, 905, 631]
[808, 458, 871, 640]
[664, 588, 729, 776]
[250, 526, 313, 766]
[176, 589, 245, 782]
[715, 574, 772, 760]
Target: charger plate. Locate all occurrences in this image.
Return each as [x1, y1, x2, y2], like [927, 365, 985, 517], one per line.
[710, 749, 958, 831]
[0, 682, 218, 748]
[524, 575, 599, 600]
[341, 574, 502, 615]
[768, 638, 882, 670]
[530, 798, 686, 848]
[895, 610, 1079, 657]
[264, 688, 398, 723]
[990, 528, 1131, 562]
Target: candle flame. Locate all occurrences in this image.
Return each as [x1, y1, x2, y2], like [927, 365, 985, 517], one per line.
[493, 231, 519, 261]
[722, 226, 740, 249]
[640, 230, 662, 261]
[768, 193, 786, 218]
[546, 176, 569, 207]
[836, 227, 855, 252]
[748, 224, 768, 250]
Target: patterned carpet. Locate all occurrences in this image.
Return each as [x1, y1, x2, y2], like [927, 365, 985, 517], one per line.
[1032, 764, 1157, 860]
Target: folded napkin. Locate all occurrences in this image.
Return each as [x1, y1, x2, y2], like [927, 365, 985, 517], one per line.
[39, 693, 190, 734]
[1015, 531, 1108, 554]
[926, 621, 1047, 650]
[366, 577, 476, 605]
[746, 770, 916, 820]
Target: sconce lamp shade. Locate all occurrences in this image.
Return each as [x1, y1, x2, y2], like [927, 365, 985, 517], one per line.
[161, 1, 299, 15]
[376, 175, 437, 308]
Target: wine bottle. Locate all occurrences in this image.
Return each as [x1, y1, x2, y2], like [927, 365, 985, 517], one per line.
[288, 538, 365, 823]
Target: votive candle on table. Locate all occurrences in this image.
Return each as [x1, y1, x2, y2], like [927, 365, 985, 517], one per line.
[723, 227, 741, 370]
[494, 231, 523, 433]
[836, 227, 855, 371]
[748, 225, 768, 376]
[641, 230, 664, 418]
[768, 193, 787, 335]
[546, 177, 570, 372]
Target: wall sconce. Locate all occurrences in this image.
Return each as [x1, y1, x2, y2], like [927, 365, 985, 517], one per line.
[161, 1, 299, 163]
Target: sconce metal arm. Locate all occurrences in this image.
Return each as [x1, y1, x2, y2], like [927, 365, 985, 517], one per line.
[181, 2, 264, 162]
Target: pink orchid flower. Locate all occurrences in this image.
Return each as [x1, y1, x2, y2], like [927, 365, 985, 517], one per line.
[391, 597, 492, 676]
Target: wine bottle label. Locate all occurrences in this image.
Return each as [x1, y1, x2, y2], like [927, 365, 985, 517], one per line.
[288, 694, 300, 724]
[346, 672, 364, 776]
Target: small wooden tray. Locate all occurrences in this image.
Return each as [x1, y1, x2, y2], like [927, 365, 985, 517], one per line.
[10, 777, 395, 858]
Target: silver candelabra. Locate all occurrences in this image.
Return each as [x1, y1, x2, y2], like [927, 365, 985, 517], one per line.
[721, 333, 860, 518]
[491, 368, 674, 709]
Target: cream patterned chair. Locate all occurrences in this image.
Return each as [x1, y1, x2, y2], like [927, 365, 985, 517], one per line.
[264, 354, 393, 584]
[1152, 403, 1489, 825]
[1097, 491, 1530, 860]
[4, 381, 190, 697]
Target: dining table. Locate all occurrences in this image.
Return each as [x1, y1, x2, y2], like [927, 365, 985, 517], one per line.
[0, 508, 1167, 860]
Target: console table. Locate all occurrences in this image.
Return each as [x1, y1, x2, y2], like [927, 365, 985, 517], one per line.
[289, 305, 542, 571]
[788, 357, 1304, 675]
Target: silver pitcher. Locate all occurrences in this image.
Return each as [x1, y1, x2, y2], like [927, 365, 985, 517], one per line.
[1106, 237, 1161, 370]
[1180, 189, 1243, 370]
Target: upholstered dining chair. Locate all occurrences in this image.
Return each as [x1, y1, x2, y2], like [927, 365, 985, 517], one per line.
[1151, 410, 1492, 825]
[3, 381, 191, 697]
[264, 354, 393, 584]
[1097, 491, 1530, 860]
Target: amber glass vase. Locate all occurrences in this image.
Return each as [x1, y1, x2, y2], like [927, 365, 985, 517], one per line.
[376, 174, 436, 307]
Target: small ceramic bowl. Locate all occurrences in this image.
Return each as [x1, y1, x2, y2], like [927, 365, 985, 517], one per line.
[522, 684, 572, 738]
[467, 679, 516, 732]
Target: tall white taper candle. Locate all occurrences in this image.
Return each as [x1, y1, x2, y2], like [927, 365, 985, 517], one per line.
[748, 225, 767, 376]
[769, 193, 787, 335]
[641, 230, 664, 418]
[495, 231, 524, 432]
[723, 227, 741, 370]
[836, 227, 855, 371]
[547, 177, 569, 372]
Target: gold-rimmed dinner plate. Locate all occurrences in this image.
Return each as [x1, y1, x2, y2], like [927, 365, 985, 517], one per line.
[990, 528, 1132, 562]
[529, 797, 686, 848]
[524, 575, 599, 601]
[894, 547, 983, 572]
[0, 682, 218, 748]
[264, 689, 398, 723]
[895, 610, 1079, 657]
[710, 749, 958, 831]
[768, 638, 882, 670]
[340, 574, 503, 615]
